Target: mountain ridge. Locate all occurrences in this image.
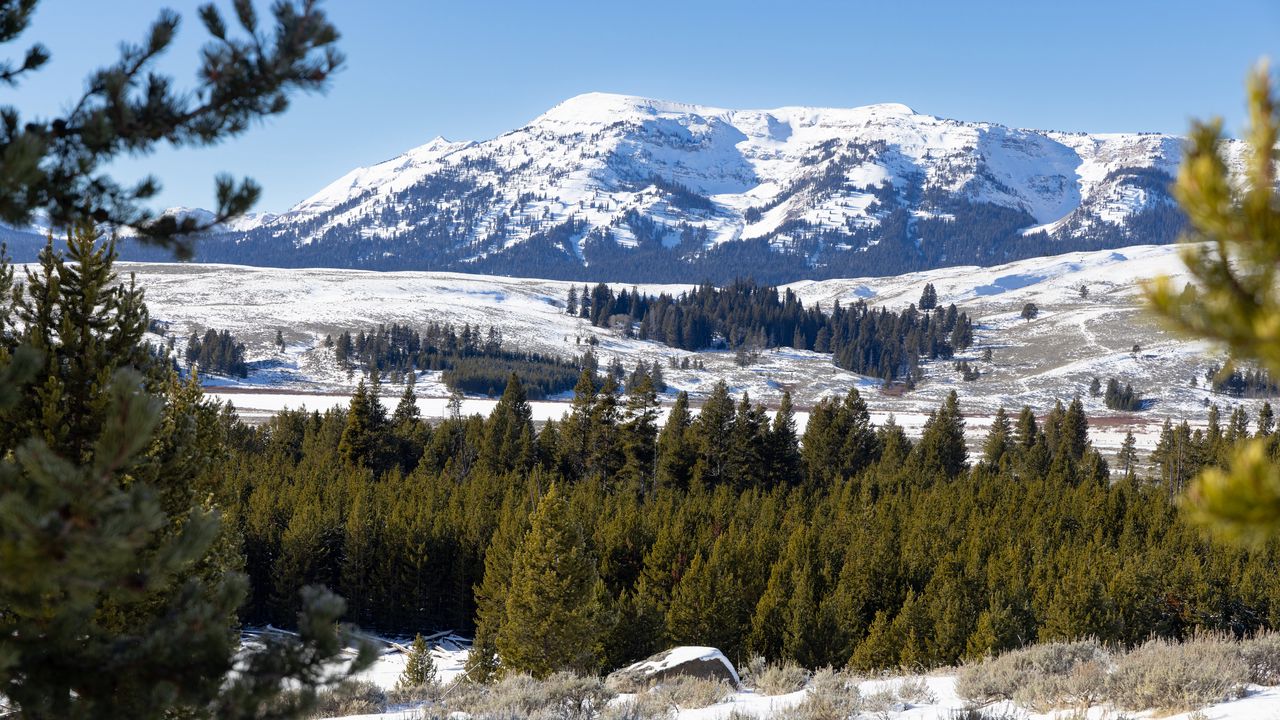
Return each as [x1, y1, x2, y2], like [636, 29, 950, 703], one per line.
[106, 92, 1241, 282]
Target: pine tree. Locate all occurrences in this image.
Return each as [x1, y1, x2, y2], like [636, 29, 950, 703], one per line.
[0, 227, 372, 718]
[918, 283, 938, 312]
[620, 372, 659, 488]
[496, 484, 605, 677]
[566, 285, 578, 316]
[766, 390, 803, 486]
[916, 391, 967, 479]
[1145, 64, 1280, 541]
[1061, 396, 1089, 460]
[482, 373, 534, 475]
[0, 2, 343, 249]
[1259, 401, 1275, 437]
[982, 407, 1011, 468]
[467, 492, 530, 683]
[398, 634, 438, 690]
[1118, 430, 1139, 479]
[691, 381, 735, 486]
[338, 380, 381, 468]
[656, 391, 695, 490]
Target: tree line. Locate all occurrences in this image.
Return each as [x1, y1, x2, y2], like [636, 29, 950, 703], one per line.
[572, 278, 974, 385]
[185, 328, 249, 378]
[331, 321, 585, 399]
[209, 368, 1280, 678]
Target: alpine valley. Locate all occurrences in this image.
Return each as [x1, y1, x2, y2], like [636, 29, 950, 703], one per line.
[52, 92, 1242, 282]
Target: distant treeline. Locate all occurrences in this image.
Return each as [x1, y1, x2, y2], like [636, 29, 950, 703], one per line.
[331, 322, 585, 400]
[1209, 364, 1280, 398]
[570, 279, 974, 384]
[186, 328, 248, 378]
[1104, 378, 1143, 412]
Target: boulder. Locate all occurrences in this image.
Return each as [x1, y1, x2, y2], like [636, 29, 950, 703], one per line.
[607, 646, 740, 690]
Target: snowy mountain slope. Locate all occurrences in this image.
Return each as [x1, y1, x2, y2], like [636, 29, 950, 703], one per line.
[145, 94, 1240, 282]
[127, 242, 1256, 454]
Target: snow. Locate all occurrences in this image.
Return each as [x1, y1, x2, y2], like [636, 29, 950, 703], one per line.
[118, 240, 1248, 459]
[617, 646, 740, 687]
[323, 661, 1280, 720]
[213, 92, 1241, 264]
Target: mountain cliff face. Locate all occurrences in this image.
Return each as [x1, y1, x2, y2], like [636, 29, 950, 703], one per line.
[123, 93, 1238, 282]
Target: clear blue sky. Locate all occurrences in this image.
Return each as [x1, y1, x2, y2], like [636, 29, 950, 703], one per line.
[16, 1, 1280, 213]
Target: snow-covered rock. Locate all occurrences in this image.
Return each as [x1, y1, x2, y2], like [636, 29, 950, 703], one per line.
[607, 646, 740, 688]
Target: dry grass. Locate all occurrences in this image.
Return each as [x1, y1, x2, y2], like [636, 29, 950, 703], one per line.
[957, 634, 1258, 714]
[752, 660, 811, 695]
[308, 680, 387, 718]
[385, 678, 444, 707]
[1241, 631, 1280, 685]
[443, 671, 615, 720]
[599, 690, 677, 720]
[1104, 636, 1248, 712]
[955, 640, 1108, 706]
[650, 674, 735, 710]
[772, 667, 862, 720]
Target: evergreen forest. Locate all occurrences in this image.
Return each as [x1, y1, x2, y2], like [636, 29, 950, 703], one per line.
[215, 359, 1280, 676]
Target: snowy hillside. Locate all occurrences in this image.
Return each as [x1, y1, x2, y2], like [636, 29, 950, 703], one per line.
[126, 94, 1242, 282]
[129, 242, 1259, 452]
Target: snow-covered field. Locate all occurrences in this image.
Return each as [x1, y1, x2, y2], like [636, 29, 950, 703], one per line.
[327, 641, 1280, 720]
[126, 242, 1255, 454]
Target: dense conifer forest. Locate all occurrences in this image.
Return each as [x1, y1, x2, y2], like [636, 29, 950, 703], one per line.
[576, 279, 973, 384]
[1209, 364, 1280, 399]
[330, 322, 585, 399]
[186, 328, 249, 378]
[209, 368, 1280, 675]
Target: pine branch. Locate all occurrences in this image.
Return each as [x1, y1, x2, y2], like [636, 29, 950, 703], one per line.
[0, 0, 343, 251]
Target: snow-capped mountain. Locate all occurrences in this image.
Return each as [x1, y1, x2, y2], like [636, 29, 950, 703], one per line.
[132, 93, 1242, 282]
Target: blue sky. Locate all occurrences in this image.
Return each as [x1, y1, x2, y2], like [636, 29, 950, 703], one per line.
[16, 1, 1280, 213]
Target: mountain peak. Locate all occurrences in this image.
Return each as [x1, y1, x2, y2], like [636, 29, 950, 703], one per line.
[169, 92, 1237, 283]
[537, 92, 922, 125]
[858, 102, 916, 115]
[537, 92, 724, 125]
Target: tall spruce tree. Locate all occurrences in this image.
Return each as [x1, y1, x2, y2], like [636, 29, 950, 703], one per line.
[916, 391, 968, 479]
[0, 226, 372, 718]
[655, 391, 695, 490]
[918, 283, 938, 312]
[982, 407, 1012, 468]
[496, 483, 605, 677]
[0, 3, 377, 713]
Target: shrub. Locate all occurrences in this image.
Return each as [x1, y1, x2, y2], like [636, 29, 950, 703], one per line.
[600, 691, 676, 720]
[446, 672, 615, 720]
[1241, 631, 1280, 685]
[651, 675, 735, 710]
[385, 679, 443, 707]
[308, 680, 387, 718]
[859, 678, 938, 713]
[1011, 658, 1108, 711]
[754, 660, 811, 695]
[741, 654, 768, 685]
[775, 667, 861, 720]
[892, 676, 938, 705]
[948, 710, 1027, 720]
[1105, 637, 1248, 712]
[955, 641, 1108, 705]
